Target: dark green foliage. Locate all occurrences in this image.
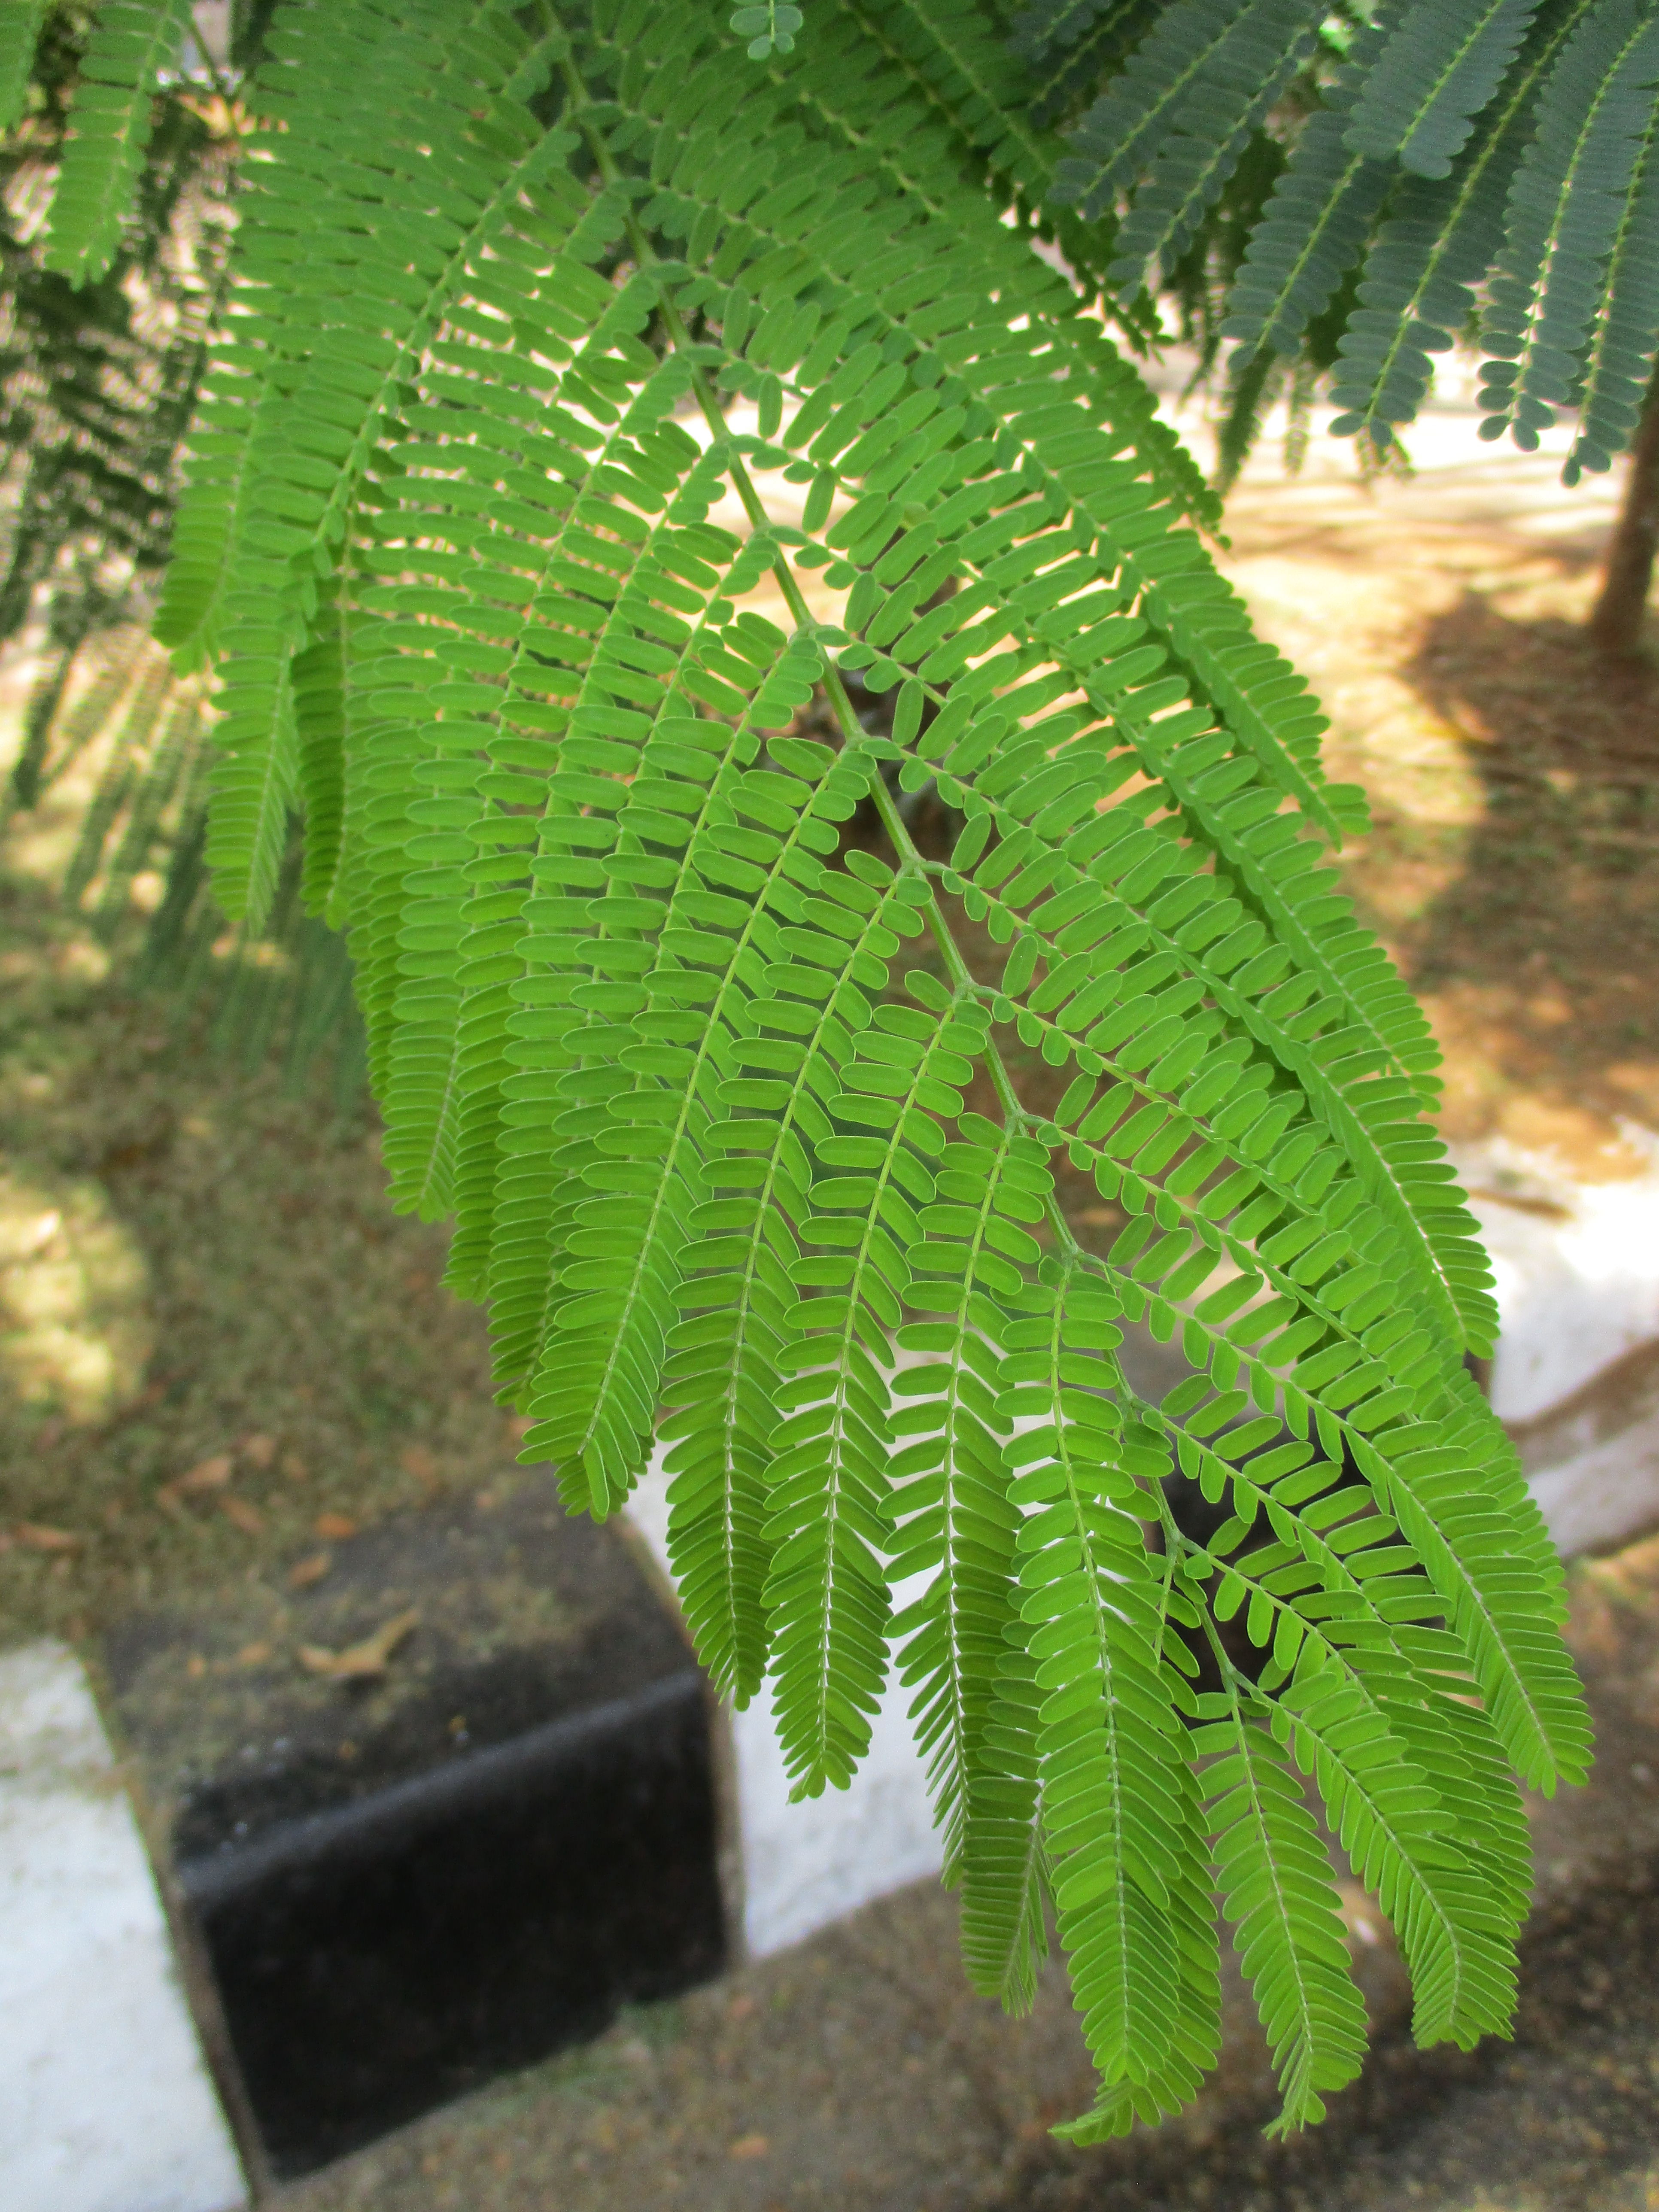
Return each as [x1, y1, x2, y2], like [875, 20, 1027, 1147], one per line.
[1051, 0, 1326, 226]
[40, 0, 193, 285]
[1344, 0, 1542, 180]
[7, 0, 1590, 2144]
[1016, 0, 1659, 478]
[0, 2, 52, 134]
[1477, 0, 1659, 451]
[2, 6, 232, 739]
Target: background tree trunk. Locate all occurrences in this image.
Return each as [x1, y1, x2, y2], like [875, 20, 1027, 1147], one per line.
[1588, 362, 1659, 659]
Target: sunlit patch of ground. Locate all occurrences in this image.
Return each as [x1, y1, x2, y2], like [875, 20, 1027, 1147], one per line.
[0, 1168, 152, 1422]
[1203, 404, 1659, 1161]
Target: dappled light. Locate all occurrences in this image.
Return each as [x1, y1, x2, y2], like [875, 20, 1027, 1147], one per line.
[0, 1167, 152, 1422]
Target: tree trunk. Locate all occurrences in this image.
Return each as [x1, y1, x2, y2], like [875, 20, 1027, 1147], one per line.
[1588, 362, 1659, 659]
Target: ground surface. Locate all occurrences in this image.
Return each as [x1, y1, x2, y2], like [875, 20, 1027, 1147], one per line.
[270, 1533, 1659, 2212]
[4, 398, 1659, 2206]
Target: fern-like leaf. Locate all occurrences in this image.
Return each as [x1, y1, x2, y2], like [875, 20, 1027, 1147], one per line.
[108, 0, 1589, 2140]
[1051, 0, 1325, 223]
[1218, 6, 1402, 358]
[1326, 0, 1586, 447]
[1103, 0, 1325, 298]
[1197, 1695, 1369, 2133]
[1564, 66, 1659, 477]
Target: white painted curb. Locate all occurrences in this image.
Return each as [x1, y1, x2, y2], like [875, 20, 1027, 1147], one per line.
[0, 1641, 247, 2212]
[1453, 1126, 1659, 1425]
[1452, 1125, 1659, 1557]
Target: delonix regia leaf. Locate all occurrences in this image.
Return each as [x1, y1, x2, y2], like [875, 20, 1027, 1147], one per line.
[14, 0, 1589, 2143]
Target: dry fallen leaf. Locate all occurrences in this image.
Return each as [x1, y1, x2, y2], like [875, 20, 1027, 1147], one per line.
[298, 1608, 419, 1681]
[219, 1495, 265, 1536]
[728, 2133, 769, 2161]
[159, 1453, 234, 1510]
[313, 1511, 358, 1541]
[177, 1452, 234, 1492]
[237, 1641, 272, 1668]
[241, 1432, 277, 1470]
[15, 1523, 82, 1552]
[288, 1550, 331, 1589]
[282, 1453, 310, 1484]
[186, 1653, 207, 1680]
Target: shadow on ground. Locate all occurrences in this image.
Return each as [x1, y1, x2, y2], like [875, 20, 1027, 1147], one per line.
[1336, 589, 1659, 1149]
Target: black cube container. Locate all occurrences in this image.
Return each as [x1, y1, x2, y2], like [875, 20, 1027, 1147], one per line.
[105, 1477, 725, 2178]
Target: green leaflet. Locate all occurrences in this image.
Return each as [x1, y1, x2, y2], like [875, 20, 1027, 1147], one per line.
[37, 0, 1592, 2143]
[1477, 0, 1659, 448]
[1100, 0, 1323, 297]
[1327, 0, 1590, 448]
[1051, 0, 1326, 222]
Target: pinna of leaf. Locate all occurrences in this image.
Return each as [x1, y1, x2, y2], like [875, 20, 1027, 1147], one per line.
[18, 0, 1590, 2144]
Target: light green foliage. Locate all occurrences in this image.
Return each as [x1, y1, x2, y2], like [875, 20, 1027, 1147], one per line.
[41, 0, 193, 284]
[731, 2, 804, 57]
[14, 0, 1591, 2142]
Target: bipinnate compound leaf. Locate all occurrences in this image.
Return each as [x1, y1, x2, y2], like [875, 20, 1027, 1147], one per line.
[21, 0, 1589, 2143]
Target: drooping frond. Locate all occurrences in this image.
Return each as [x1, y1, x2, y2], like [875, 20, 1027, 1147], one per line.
[1197, 1697, 1369, 2133]
[1010, 0, 1659, 478]
[1343, 0, 1543, 180]
[1000, 1269, 1221, 2140]
[1009, 0, 1161, 130]
[1216, 6, 1401, 358]
[1564, 52, 1659, 476]
[1325, 3, 1582, 447]
[41, 0, 194, 286]
[1477, 0, 1659, 450]
[21, 0, 1590, 2143]
[1051, 0, 1326, 224]
[1102, 0, 1325, 298]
